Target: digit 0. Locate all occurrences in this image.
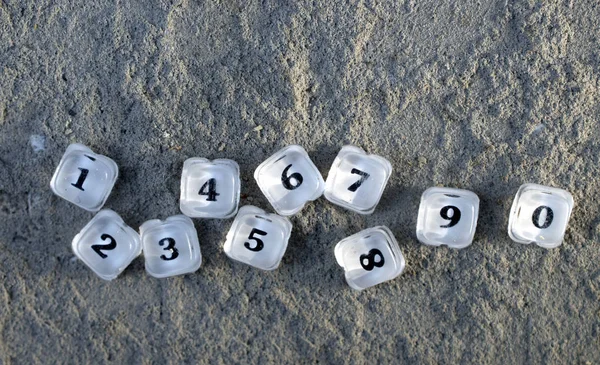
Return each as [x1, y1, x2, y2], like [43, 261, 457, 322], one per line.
[532, 206, 554, 229]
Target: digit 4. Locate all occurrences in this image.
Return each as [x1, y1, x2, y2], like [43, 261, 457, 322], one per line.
[199, 178, 220, 201]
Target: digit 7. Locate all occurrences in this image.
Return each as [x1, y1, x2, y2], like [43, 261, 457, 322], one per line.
[347, 168, 370, 192]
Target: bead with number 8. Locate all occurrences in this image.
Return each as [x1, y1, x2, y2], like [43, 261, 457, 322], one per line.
[335, 226, 406, 291]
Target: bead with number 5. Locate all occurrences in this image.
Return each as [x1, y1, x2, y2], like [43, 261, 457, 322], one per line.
[335, 226, 406, 291]
[140, 215, 202, 278]
[254, 145, 325, 216]
[72, 210, 141, 280]
[223, 206, 292, 270]
[180, 158, 240, 218]
[416, 187, 480, 249]
[50, 143, 118, 212]
[324, 145, 392, 214]
[508, 183, 574, 248]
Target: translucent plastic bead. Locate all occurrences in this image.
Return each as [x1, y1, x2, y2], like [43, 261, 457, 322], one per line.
[335, 226, 405, 290]
[324, 145, 392, 214]
[416, 187, 480, 249]
[254, 145, 325, 216]
[140, 215, 202, 278]
[50, 143, 118, 211]
[72, 210, 141, 280]
[180, 158, 240, 219]
[223, 206, 292, 270]
[508, 183, 574, 248]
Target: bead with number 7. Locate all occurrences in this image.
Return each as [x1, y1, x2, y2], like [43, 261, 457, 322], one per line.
[324, 145, 392, 214]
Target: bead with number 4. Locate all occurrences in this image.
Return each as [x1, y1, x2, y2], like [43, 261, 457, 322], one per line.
[335, 226, 406, 291]
[140, 215, 202, 278]
[72, 210, 141, 280]
[324, 145, 392, 214]
[254, 145, 325, 216]
[180, 158, 240, 218]
[50, 143, 118, 212]
[223, 206, 292, 270]
[508, 183, 574, 248]
[416, 187, 480, 249]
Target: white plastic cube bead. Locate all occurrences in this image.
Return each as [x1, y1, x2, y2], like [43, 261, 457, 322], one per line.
[254, 145, 325, 216]
[180, 158, 240, 219]
[140, 215, 202, 278]
[71, 210, 141, 280]
[416, 187, 480, 249]
[335, 226, 405, 291]
[223, 206, 292, 270]
[508, 183, 574, 248]
[324, 145, 392, 214]
[50, 143, 118, 212]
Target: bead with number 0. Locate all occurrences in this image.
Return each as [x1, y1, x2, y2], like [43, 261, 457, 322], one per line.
[416, 187, 480, 249]
[140, 215, 202, 278]
[254, 145, 325, 216]
[223, 205, 292, 270]
[324, 145, 392, 214]
[72, 210, 141, 280]
[50, 143, 118, 212]
[335, 226, 406, 291]
[180, 158, 240, 219]
[508, 183, 574, 248]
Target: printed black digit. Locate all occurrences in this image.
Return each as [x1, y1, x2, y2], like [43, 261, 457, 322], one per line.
[532, 206, 554, 229]
[199, 178, 220, 201]
[440, 205, 461, 228]
[244, 228, 267, 252]
[71, 154, 96, 191]
[348, 168, 370, 192]
[360, 248, 385, 271]
[159, 237, 179, 261]
[91, 234, 117, 259]
[281, 164, 303, 190]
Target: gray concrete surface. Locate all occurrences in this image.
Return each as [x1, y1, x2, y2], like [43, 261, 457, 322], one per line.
[1, 0, 599, 363]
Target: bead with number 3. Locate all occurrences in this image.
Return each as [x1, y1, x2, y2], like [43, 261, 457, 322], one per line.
[140, 215, 202, 278]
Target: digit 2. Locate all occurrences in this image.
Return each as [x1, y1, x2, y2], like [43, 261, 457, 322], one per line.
[71, 154, 96, 191]
[91, 233, 117, 259]
[348, 168, 370, 192]
[159, 237, 179, 260]
[360, 248, 385, 271]
[244, 228, 267, 252]
[532, 206, 554, 229]
[440, 205, 461, 228]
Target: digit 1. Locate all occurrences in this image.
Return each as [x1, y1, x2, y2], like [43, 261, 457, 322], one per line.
[532, 206, 554, 229]
[71, 154, 96, 191]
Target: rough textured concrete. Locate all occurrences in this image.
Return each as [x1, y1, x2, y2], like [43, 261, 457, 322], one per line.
[1, 0, 599, 363]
